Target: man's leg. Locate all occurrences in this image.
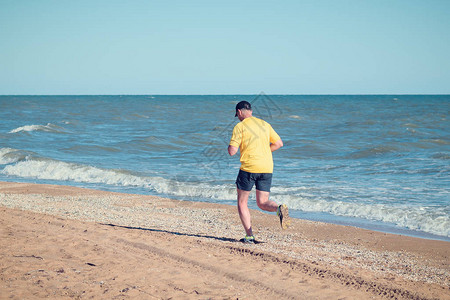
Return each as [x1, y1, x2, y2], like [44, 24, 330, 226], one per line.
[237, 188, 253, 236]
[257, 190, 291, 229]
[256, 190, 278, 212]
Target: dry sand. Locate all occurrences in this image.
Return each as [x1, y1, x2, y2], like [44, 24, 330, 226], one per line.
[0, 181, 448, 299]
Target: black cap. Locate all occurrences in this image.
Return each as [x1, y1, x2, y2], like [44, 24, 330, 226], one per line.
[235, 101, 252, 117]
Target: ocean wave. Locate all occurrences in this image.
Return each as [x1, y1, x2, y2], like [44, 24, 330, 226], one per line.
[0, 157, 236, 201]
[348, 145, 399, 159]
[0, 148, 31, 165]
[432, 153, 450, 160]
[1, 153, 448, 238]
[9, 123, 67, 134]
[276, 194, 450, 237]
[130, 113, 150, 119]
[63, 145, 121, 154]
[422, 139, 450, 145]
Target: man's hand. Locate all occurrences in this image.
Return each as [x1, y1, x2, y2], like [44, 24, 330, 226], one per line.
[270, 139, 283, 152]
[228, 145, 238, 156]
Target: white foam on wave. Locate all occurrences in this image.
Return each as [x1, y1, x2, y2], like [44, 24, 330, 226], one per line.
[9, 123, 66, 134]
[0, 148, 17, 164]
[0, 158, 236, 201]
[274, 194, 450, 237]
[1, 154, 448, 237]
[0, 148, 29, 165]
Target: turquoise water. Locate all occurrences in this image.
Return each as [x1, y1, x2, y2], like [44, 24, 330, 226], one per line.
[1, 95, 449, 240]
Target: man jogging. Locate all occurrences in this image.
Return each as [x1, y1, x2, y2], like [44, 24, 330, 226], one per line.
[228, 100, 290, 243]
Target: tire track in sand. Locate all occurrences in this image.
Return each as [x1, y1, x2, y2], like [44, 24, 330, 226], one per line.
[222, 244, 434, 300]
[116, 238, 298, 299]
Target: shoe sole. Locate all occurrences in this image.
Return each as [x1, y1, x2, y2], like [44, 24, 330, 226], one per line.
[279, 204, 291, 230]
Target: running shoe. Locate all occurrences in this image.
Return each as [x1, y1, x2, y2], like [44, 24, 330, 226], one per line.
[277, 204, 291, 230]
[243, 235, 255, 243]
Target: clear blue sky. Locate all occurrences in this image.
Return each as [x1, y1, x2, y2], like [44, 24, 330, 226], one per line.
[1, 0, 449, 94]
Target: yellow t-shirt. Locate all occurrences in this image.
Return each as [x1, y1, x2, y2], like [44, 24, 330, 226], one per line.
[229, 117, 281, 173]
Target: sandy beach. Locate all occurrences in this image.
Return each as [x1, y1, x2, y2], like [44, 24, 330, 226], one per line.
[0, 181, 448, 299]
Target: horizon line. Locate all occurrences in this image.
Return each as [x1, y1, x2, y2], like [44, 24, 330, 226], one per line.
[1, 93, 449, 96]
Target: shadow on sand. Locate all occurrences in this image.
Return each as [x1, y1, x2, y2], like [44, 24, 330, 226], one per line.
[100, 223, 264, 244]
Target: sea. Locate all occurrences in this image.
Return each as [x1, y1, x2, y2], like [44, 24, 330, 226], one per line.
[0, 94, 449, 241]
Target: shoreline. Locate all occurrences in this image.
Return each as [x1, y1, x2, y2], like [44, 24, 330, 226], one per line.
[288, 210, 450, 243]
[1, 181, 449, 299]
[3, 179, 448, 242]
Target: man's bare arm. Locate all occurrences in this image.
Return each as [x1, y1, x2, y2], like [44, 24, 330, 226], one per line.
[270, 139, 283, 152]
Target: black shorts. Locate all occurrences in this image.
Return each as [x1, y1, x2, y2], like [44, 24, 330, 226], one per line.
[235, 170, 273, 192]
